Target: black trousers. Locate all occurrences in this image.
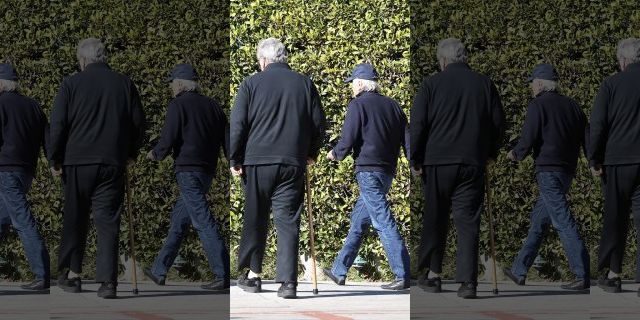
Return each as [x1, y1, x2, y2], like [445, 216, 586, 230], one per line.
[237, 164, 304, 283]
[598, 164, 640, 280]
[57, 164, 125, 283]
[419, 164, 485, 283]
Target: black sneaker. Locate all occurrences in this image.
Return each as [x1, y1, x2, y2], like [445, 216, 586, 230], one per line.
[143, 268, 165, 286]
[322, 268, 345, 285]
[457, 282, 477, 299]
[503, 267, 525, 285]
[57, 274, 81, 293]
[560, 279, 589, 291]
[97, 282, 117, 299]
[20, 279, 50, 291]
[201, 277, 230, 291]
[237, 272, 261, 293]
[598, 276, 622, 293]
[381, 279, 409, 290]
[418, 274, 442, 293]
[277, 282, 296, 299]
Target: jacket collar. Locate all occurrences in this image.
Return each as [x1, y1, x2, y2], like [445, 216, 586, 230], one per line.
[355, 91, 380, 98]
[444, 62, 471, 71]
[264, 62, 291, 71]
[534, 90, 558, 98]
[84, 62, 111, 71]
[626, 62, 640, 72]
[175, 91, 199, 98]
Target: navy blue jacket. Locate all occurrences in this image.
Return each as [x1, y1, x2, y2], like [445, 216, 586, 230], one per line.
[512, 91, 589, 173]
[0, 92, 48, 174]
[589, 62, 640, 167]
[332, 91, 408, 174]
[151, 91, 228, 174]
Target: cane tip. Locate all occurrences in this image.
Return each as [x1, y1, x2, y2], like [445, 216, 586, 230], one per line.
[492, 289, 499, 295]
[313, 289, 319, 295]
[133, 289, 139, 295]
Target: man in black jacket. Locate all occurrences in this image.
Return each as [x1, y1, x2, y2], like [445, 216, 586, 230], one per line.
[49, 38, 145, 299]
[502, 64, 590, 291]
[0, 64, 50, 290]
[143, 64, 230, 291]
[410, 38, 505, 299]
[589, 38, 640, 296]
[322, 63, 410, 290]
[230, 38, 326, 299]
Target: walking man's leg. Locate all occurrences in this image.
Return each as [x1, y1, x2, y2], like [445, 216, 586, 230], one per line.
[91, 165, 125, 299]
[0, 171, 50, 290]
[356, 171, 410, 290]
[450, 165, 484, 298]
[178, 172, 230, 290]
[327, 196, 370, 285]
[536, 172, 590, 290]
[57, 166, 92, 293]
[598, 165, 632, 292]
[507, 198, 550, 284]
[237, 165, 273, 292]
[418, 165, 455, 292]
[271, 165, 304, 299]
[146, 199, 190, 285]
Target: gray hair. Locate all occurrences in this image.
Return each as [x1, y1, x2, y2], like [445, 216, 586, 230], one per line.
[437, 38, 468, 64]
[0, 79, 18, 92]
[534, 79, 557, 92]
[353, 78, 380, 93]
[256, 38, 288, 64]
[616, 38, 640, 63]
[77, 38, 107, 65]
[170, 79, 199, 95]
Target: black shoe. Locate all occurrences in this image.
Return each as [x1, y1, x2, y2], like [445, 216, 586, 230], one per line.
[20, 279, 50, 290]
[381, 279, 409, 290]
[457, 282, 477, 299]
[277, 282, 297, 299]
[598, 276, 622, 293]
[503, 267, 525, 286]
[57, 274, 81, 293]
[97, 282, 117, 299]
[560, 279, 589, 291]
[418, 274, 442, 293]
[237, 272, 261, 293]
[201, 277, 230, 291]
[322, 268, 345, 285]
[143, 268, 165, 286]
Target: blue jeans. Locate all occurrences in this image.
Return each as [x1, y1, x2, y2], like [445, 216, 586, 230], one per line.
[331, 171, 410, 281]
[511, 171, 590, 280]
[0, 171, 50, 280]
[151, 172, 229, 279]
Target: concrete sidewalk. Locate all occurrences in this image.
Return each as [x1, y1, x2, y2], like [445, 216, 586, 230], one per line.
[1, 280, 229, 320]
[230, 280, 410, 320]
[411, 280, 640, 320]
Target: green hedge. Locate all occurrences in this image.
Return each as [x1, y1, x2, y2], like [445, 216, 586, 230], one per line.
[230, 0, 410, 280]
[410, 0, 640, 280]
[0, 0, 229, 281]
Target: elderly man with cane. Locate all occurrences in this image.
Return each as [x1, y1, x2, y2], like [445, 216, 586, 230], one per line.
[49, 38, 145, 299]
[0, 63, 50, 290]
[589, 38, 640, 296]
[230, 38, 326, 299]
[410, 38, 505, 299]
[322, 63, 410, 290]
[502, 63, 590, 291]
[143, 63, 230, 291]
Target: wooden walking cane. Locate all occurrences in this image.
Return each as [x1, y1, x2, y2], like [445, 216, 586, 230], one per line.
[485, 167, 499, 295]
[126, 171, 139, 295]
[305, 169, 319, 295]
